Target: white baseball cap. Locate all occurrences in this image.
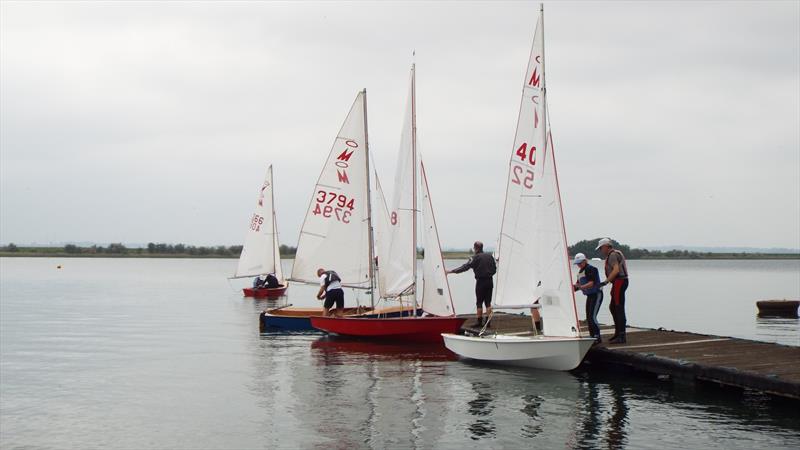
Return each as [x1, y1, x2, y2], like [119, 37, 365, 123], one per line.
[595, 238, 612, 250]
[573, 253, 587, 265]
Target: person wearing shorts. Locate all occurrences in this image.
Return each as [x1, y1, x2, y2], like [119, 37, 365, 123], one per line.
[316, 268, 344, 317]
[447, 241, 497, 327]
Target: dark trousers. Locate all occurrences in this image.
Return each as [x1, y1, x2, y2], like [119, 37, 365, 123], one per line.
[585, 291, 603, 338]
[609, 279, 629, 337]
[475, 277, 493, 309]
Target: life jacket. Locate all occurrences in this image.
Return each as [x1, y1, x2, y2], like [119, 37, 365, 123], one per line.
[604, 249, 629, 279]
[323, 270, 341, 289]
[578, 264, 601, 295]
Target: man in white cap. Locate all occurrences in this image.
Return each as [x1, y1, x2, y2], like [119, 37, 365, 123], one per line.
[573, 253, 603, 344]
[596, 238, 629, 344]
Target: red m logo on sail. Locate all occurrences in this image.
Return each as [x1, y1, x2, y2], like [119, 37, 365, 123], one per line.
[528, 66, 541, 88]
[337, 169, 349, 184]
[337, 149, 354, 162]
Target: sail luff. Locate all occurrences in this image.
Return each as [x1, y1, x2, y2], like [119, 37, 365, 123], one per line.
[269, 165, 284, 281]
[411, 63, 419, 307]
[363, 89, 376, 308]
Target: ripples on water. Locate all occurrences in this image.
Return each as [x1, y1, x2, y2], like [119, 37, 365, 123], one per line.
[1, 258, 799, 449]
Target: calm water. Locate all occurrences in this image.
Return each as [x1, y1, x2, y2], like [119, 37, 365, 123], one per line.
[1, 257, 798, 449]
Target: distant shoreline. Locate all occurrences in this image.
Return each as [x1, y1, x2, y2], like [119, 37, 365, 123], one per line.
[1, 251, 798, 260]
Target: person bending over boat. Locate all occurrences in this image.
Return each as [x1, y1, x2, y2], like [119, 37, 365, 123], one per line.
[596, 238, 629, 344]
[253, 273, 281, 289]
[447, 241, 497, 327]
[316, 268, 344, 317]
[572, 253, 603, 345]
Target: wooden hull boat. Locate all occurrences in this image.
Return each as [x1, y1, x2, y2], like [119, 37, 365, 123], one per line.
[261, 304, 421, 331]
[309, 316, 467, 344]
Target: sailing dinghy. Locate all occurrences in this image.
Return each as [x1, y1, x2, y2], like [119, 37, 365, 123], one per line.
[234, 165, 288, 298]
[442, 6, 595, 370]
[261, 91, 416, 330]
[310, 65, 466, 343]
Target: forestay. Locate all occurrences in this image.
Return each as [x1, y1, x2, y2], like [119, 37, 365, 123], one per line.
[235, 165, 283, 280]
[291, 92, 372, 288]
[420, 161, 455, 316]
[494, 12, 580, 337]
[378, 67, 417, 298]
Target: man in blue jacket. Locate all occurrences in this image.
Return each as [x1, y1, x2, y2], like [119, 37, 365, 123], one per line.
[573, 253, 603, 344]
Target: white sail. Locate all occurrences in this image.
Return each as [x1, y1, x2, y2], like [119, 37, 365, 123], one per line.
[373, 175, 394, 298]
[291, 91, 372, 288]
[420, 161, 455, 316]
[271, 207, 284, 282]
[380, 67, 418, 298]
[494, 12, 580, 337]
[235, 165, 282, 279]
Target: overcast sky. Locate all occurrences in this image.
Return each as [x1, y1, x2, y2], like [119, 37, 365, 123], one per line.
[1, 1, 798, 250]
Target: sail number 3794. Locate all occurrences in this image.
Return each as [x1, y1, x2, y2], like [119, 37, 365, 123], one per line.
[313, 190, 355, 223]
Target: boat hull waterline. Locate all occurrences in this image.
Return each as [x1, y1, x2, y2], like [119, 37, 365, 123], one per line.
[243, 285, 288, 298]
[441, 333, 595, 371]
[261, 306, 422, 331]
[310, 316, 467, 344]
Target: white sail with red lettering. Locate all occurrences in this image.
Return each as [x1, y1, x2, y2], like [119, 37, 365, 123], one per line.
[234, 165, 283, 280]
[494, 11, 579, 337]
[378, 67, 417, 298]
[420, 161, 455, 316]
[291, 91, 372, 288]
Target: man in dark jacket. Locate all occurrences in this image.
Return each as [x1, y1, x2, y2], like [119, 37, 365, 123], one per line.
[573, 253, 603, 344]
[447, 241, 497, 327]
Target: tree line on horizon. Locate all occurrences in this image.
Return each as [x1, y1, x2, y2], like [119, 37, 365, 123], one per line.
[0, 242, 298, 257]
[0, 239, 795, 259]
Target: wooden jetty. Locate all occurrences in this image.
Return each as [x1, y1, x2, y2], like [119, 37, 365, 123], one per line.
[459, 313, 800, 400]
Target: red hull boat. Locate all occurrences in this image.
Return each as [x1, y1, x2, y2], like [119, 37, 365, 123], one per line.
[309, 316, 467, 344]
[243, 285, 288, 299]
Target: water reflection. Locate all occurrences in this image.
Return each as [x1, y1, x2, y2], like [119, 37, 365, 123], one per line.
[606, 383, 629, 450]
[519, 393, 544, 438]
[573, 382, 601, 449]
[467, 382, 496, 440]
[756, 317, 800, 345]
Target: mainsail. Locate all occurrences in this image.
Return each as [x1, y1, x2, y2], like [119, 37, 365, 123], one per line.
[291, 91, 372, 288]
[420, 161, 455, 316]
[235, 165, 283, 280]
[494, 11, 580, 336]
[378, 66, 417, 298]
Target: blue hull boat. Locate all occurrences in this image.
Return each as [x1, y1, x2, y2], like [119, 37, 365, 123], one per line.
[261, 305, 422, 331]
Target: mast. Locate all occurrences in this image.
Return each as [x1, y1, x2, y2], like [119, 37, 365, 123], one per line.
[411, 63, 418, 308]
[269, 165, 279, 276]
[362, 89, 376, 308]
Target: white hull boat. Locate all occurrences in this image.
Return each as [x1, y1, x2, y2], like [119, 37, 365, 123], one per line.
[442, 333, 595, 371]
[443, 6, 599, 372]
